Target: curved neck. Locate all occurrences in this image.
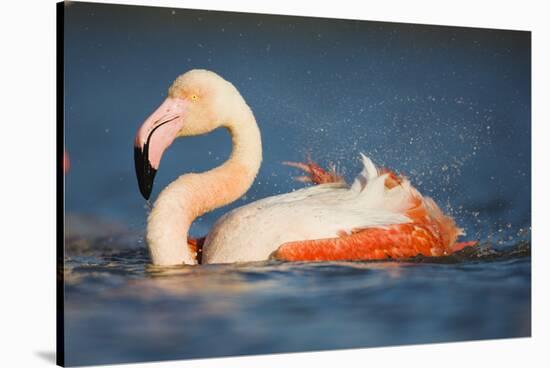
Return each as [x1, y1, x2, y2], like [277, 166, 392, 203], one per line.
[146, 107, 262, 265]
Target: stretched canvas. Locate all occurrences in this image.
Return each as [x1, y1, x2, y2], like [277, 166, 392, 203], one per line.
[58, 1, 531, 366]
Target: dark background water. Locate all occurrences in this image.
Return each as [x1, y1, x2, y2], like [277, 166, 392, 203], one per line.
[63, 2, 531, 366]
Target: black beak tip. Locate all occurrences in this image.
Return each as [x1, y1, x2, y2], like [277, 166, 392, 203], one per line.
[139, 179, 154, 201]
[134, 145, 157, 200]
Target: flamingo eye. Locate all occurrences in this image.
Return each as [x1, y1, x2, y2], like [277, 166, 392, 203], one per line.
[191, 94, 198, 102]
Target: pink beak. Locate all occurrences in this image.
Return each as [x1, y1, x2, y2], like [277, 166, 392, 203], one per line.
[134, 97, 187, 199]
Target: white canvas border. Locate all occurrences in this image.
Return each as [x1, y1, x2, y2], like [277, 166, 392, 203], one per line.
[0, 0, 546, 367]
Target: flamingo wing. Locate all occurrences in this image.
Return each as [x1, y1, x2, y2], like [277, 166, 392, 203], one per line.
[272, 224, 477, 262]
[273, 155, 477, 262]
[272, 223, 439, 261]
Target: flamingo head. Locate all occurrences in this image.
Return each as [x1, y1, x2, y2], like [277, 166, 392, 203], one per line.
[134, 69, 244, 199]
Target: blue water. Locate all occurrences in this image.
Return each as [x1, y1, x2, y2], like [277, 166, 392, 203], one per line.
[63, 2, 531, 366]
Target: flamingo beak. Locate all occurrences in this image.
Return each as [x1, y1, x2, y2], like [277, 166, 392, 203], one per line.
[134, 97, 187, 199]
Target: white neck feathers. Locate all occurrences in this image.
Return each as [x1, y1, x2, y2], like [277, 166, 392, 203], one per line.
[146, 103, 262, 265]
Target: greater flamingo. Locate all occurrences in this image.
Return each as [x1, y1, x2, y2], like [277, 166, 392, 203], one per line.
[134, 69, 474, 266]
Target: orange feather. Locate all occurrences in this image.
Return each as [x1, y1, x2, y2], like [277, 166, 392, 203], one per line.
[273, 168, 472, 262]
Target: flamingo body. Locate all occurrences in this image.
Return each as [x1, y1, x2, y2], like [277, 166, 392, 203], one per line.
[202, 154, 463, 264]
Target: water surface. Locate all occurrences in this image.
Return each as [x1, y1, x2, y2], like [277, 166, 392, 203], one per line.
[64, 226, 530, 366]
